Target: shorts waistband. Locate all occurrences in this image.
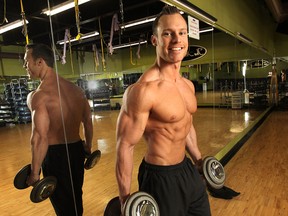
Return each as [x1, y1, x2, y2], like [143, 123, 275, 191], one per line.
[141, 156, 191, 172]
[48, 140, 83, 150]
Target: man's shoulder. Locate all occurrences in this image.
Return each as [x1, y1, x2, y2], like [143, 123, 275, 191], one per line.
[26, 89, 48, 110]
[31, 88, 50, 100]
[126, 79, 157, 98]
[28, 89, 43, 99]
[139, 67, 160, 82]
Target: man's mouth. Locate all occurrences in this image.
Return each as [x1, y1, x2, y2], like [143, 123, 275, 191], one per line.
[170, 47, 182, 51]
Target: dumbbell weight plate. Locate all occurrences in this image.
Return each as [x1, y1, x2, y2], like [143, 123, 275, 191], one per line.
[84, 150, 101, 170]
[124, 191, 160, 216]
[104, 196, 121, 216]
[202, 156, 225, 189]
[14, 164, 31, 189]
[30, 176, 57, 203]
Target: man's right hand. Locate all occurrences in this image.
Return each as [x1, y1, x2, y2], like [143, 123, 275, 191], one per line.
[120, 194, 130, 215]
[195, 158, 203, 174]
[82, 141, 91, 156]
[26, 173, 40, 186]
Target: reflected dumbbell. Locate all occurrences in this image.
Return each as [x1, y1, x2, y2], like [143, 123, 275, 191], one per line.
[104, 191, 160, 216]
[13, 164, 57, 203]
[84, 150, 101, 170]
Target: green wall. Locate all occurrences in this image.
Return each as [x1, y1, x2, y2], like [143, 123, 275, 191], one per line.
[186, 0, 276, 55]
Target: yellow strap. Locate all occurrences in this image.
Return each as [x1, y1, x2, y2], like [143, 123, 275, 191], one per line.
[20, 0, 29, 44]
[130, 46, 136, 65]
[0, 0, 7, 25]
[92, 44, 98, 72]
[98, 19, 106, 71]
[129, 38, 136, 65]
[67, 32, 75, 75]
[74, 0, 82, 40]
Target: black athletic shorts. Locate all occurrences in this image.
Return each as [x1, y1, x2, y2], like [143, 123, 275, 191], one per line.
[42, 140, 85, 216]
[138, 156, 211, 216]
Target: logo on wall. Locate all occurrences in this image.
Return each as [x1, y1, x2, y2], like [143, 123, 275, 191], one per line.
[183, 45, 207, 61]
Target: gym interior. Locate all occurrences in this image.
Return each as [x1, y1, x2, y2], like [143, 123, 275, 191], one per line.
[0, 0, 288, 215]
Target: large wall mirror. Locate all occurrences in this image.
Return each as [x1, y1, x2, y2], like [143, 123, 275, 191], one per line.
[0, 0, 285, 152]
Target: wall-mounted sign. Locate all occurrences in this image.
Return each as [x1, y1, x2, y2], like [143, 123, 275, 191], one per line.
[188, 16, 199, 40]
[183, 45, 207, 61]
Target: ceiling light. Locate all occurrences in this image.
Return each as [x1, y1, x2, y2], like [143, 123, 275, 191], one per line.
[121, 11, 184, 30]
[121, 16, 156, 29]
[57, 31, 99, 45]
[161, 0, 217, 24]
[199, 27, 214, 33]
[42, 0, 91, 16]
[113, 40, 147, 50]
[0, 19, 29, 34]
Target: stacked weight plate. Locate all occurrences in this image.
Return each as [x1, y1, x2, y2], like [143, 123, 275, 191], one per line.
[12, 78, 31, 124]
[1, 83, 16, 125]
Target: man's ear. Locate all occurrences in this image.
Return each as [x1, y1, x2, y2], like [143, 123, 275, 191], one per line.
[36, 58, 45, 66]
[151, 35, 157, 46]
[36, 58, 42, 65]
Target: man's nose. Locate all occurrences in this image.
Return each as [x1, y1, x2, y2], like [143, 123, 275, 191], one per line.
[172, 34, 181, 43]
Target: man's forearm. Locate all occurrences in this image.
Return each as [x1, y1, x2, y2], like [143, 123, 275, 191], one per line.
[116, 163, 132, 205]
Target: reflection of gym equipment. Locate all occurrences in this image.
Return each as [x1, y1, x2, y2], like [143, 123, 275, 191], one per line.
[104, 191, 160, 216]
[219, 84, 232, 108]
[2, 78, 32, 124]
[84, 149, 101, 170]
[14, 164, 57, 203]
[0, 102, 14, 126]
[123, 73, 142, 87]
[269, 67, 279, 105]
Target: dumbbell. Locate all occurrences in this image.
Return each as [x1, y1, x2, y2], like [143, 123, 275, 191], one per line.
[104, 191, 160, 216]
[84, 149, 101, 170]
[201, 156, 226, 189]
[13, 164, 57, 203]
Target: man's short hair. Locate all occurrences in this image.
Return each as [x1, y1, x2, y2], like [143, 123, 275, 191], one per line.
[25, 43, 54, 68]
[152, 5, 182, 36]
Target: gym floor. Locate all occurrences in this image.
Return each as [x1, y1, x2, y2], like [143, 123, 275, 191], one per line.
[0, 91, 287, 215]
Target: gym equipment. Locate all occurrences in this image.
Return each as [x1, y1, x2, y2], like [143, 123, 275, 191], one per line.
[202, 156, 226, 189]
[84, 150, 101, 170]
[14, 164, 57, 203]
[104, 191, 160, 216]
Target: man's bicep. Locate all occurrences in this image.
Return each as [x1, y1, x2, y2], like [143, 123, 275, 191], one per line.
[117, 83, 151, 146]
[82, 99, 92, 125]
[116, 109, 148, 147]
[27, 91, 35, 111]
[31, 104, 50, 139]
